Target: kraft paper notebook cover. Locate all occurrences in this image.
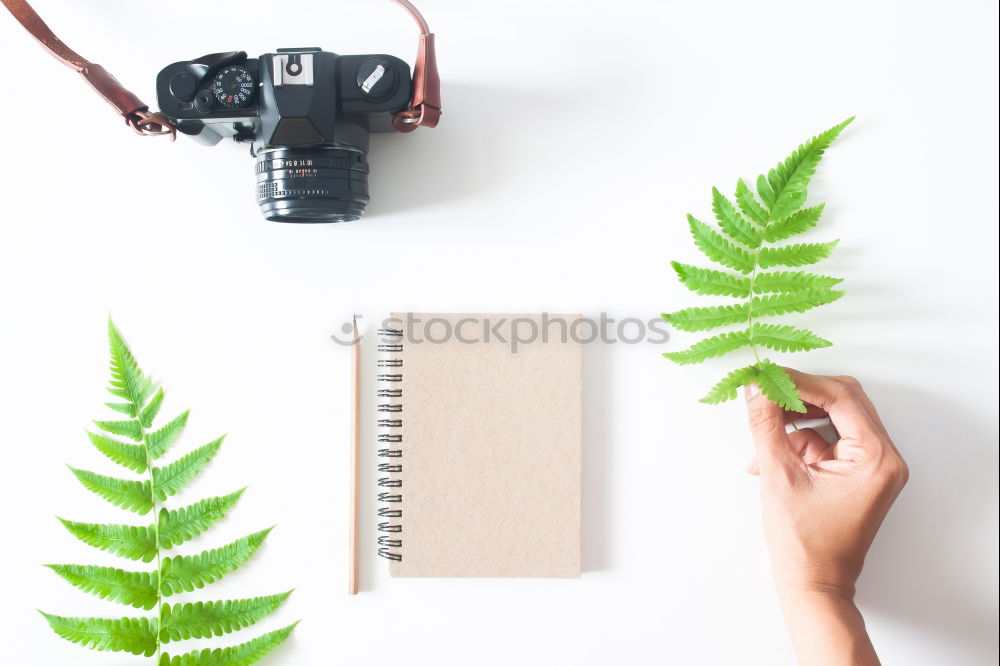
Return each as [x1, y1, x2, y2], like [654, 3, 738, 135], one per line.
[376, 313, 582, 578]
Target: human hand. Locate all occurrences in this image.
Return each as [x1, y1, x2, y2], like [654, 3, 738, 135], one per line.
[745, 369, 908, 665]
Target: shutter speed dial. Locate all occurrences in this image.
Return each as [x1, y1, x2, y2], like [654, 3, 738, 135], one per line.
[212, 65, 256, 109]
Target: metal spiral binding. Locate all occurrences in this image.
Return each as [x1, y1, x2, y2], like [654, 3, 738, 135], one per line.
[377, 327, 404, 562]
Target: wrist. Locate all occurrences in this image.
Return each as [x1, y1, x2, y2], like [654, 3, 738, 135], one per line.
[771, 558, 861, 604]
[776, 578, 857, 605]
[776, 586, 879, 666]
[778, 585, 861, 627]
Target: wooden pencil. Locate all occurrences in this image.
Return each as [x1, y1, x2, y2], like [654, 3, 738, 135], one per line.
[348, 316, 361, 595]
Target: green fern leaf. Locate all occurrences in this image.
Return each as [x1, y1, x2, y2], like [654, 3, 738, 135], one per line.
[39, 612, 158, 656]
[141, 388, 165, 428]
[662, 303, 749, 332]
[58, 518, 157, 562]
[108, 320, 152, 410]
[146, 411, 190, 460]
[160, 529, 272, 596]
[761, 117, 853, 221]
[671, 261, 750, 297]
[750, 323, 832, 353]
[153, 437, 224, 501]
[46, 565, 158, 610]
[752, 270, 843, 294]
[687, 214, 755, 273]
[94, 418, 143, 442]
[755, 359, 806, 412]
[700, 364, 759, 404]
[752, 288, 844, 317]
[764, 205, 824, 242]
[68, 467, 152, 514]
[105, 402, 137, 416]
[159, 622, 298, 666]
[86, 431, 147, 473]
[757, 240, 839, 268]
[712, 187, 761, 248]
[735, 178, 768, 224]
[159, 592, 293, 642]
[159, 490, 246, 549]
[756, 173, 776, 208]
[663, 330, 751, 365]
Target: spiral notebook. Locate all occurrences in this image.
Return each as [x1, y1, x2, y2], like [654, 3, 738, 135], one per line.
[376, 313, 582, 578]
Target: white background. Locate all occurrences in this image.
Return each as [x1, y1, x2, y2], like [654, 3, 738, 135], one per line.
[1, 0, 997, 664]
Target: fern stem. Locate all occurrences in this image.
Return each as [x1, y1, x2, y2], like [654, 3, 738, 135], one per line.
[137, 414, 163, 662]
[747, 247, 763, 365]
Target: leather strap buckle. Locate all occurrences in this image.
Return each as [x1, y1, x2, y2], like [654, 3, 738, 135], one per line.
[130, 110, 178, 139]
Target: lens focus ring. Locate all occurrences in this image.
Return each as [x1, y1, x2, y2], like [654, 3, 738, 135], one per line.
[255, 147, 370, 223]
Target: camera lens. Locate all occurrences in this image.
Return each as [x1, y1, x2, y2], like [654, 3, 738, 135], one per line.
[255, 147, 370, 223]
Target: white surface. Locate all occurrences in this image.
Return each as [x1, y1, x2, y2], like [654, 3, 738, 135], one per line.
[1, 1, 997, 664]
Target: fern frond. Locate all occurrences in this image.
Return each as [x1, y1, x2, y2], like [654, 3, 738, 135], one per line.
[671, 262, 750, 297]
[159, 592, 293, 642]
[39, 612, 158, 656]
[687, 214, 755, 273]
[662, 304, 748, 333]
[58, 518, 157, 562]
[159, 622, 298, 666]
[45, 322, 297, 662]
[108, 320, 152, 411]
[68, 468, 153, 514]
[146, 411, 190, 460]
[153, 437, 224, 501]
[46, 565, 158, 610]
[700, 364, 759, 404]
[752, 270, 843, 294]
[663, 330, 751, 365]
[750, 323, 832, 353]
[86, 431, 147, 474]
[752, 288, 844, 317]
[755, 360, 806, 412]
[759, 117, 854, 221]
[712, 187, 761, 248]
[757, 240, 839, 268]
[763, 205, 824, 242]
[141, 388, 165, 428]
[94, 418, 143, 442]
[158, 490, 246, 549]
[663, 120, 851, 410]
[160, 529, 272, 596]
[735, 178, 767, 224]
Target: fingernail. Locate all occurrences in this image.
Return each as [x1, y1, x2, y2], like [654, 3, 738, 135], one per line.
[745, 382, 761, 400]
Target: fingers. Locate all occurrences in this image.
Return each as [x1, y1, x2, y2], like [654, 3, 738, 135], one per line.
[744, 383, 803, 476]
[746, 428, 831, 476]
[781, 369, 879, 442]
[790, 428, 834, 465]
[782, 369, 904, 470]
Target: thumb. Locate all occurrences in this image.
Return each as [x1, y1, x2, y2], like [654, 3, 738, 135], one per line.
[744, 383, 800, 476]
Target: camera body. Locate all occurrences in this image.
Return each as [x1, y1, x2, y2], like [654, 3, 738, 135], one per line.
[156, 48, 412, 222]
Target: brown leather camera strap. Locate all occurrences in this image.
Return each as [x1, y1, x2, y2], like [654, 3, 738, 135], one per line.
[0, 0, 175, 136]
[1, 0, 440, 138]
[390, 0, 441, 131]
